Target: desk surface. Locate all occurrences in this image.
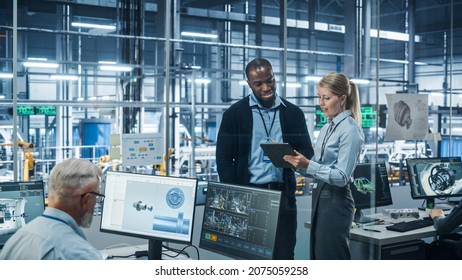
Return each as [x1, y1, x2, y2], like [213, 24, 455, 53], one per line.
[305, 209, 461, 247]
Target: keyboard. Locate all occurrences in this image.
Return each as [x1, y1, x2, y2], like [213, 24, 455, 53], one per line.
[386, 218, 434, 232]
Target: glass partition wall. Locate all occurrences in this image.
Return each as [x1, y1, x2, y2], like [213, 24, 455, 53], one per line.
[0, 1, 460, 186]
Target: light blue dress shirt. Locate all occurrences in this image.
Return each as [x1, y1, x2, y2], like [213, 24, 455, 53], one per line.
[0, 207, 102, 260]
[248, 93, 285, 184]
[301, 110, 364, 187]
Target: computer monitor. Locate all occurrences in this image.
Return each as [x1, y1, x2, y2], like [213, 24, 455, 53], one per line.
[0, 181, 45, 248]
[100, 171, 198, 260]
[406, 157, 462, 208]
[351, 163, 393, 223]
[199, 181, 281, 260]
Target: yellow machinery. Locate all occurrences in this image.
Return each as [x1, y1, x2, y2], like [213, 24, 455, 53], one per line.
[0, 141, 35, 181]
[153, 147, 175, 176]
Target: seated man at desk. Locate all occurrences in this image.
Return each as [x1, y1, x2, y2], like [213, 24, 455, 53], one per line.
[428, 200, 462, 259]
[0, 158, 103, 260]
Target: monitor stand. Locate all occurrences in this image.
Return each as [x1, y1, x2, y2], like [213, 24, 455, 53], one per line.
[425, 198, 435, 209]
[134, 239, 162, 260]
[354, 209, 379, 224]
[419, 198, 453, 211]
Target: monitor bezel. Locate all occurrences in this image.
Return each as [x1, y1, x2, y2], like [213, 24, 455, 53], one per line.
[351, 162, 393, 210]
[199, 181, 282, 260]
[406, 156, 462, 200]
[100, 171, 198, 245]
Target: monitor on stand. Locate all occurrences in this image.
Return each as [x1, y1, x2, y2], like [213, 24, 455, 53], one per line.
[351, 163, 393, 223]
[406, 156, 462, 209]
[100, 171, 198, 260]
[199, 181, 282, 260]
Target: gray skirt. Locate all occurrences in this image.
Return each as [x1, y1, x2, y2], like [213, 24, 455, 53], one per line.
[310, 181, 355, 260]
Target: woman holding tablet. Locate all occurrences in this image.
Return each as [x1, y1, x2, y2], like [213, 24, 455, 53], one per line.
[284, 72, 364, 260]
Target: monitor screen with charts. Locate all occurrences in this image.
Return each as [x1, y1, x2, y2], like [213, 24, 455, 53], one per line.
[351, 163, 393, 223]
[199, 181, 281, 260]
[406, 157, 462, 200]
[0, 181, 45, 249]
[100, 171, 197, 260]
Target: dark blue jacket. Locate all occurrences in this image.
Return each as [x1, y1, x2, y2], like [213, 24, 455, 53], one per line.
[216, 95, 314, 202]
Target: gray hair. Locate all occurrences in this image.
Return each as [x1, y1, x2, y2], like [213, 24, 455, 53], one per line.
[48, 158, 101, 200]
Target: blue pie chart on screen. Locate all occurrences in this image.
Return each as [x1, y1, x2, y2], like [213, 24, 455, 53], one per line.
[166, 187, 185, 209]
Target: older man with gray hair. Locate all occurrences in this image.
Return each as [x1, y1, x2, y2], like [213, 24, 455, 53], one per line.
[0, 158, 103, 259]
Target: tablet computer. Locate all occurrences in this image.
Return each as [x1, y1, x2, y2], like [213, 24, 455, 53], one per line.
[260, 143, 296, 168]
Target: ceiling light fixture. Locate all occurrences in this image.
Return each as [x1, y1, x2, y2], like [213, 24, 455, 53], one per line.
[181, 31, 218, 39]
[351, 78, 370, 85]
[49, 75, 79, 81]
[0, 73, 13, 79]
[305, 76, 322, 82]
[71, 22, 116, 31]
[285, 83, 302, 88]
[99, 65, 133, 72]
[194, 78, 211, 84]
[23, 61, 59, 68]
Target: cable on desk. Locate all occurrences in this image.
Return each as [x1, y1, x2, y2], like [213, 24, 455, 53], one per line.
[102, 243, 145, 259]
[104, 243, 141, 250]
[162, 244, 200, 260]
[106, 253, 137, 259]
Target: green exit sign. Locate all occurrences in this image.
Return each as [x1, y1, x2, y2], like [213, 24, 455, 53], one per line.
[36, 106, 56, 116]
[315, 106, 377, 128]
[17, 106, 35, 116]
[17, 106, 56, 116]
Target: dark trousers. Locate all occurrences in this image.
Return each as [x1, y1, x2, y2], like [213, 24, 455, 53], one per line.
[272, 191, 297, 260]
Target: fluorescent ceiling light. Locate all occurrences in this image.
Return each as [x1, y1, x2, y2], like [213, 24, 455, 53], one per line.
[99, 65, 133, 72]
[0, 73, 13, 79]
[285, 83, 302, 88]
[50, 75, 78, 81]
[23, 62, 59, 68]
[305, 76, 322, 82]
[181, 31, 218, 39]
[351, 78, 370, 85]
[98, 61, 117, 65]
[0, 95, 5, 99]
[71, 22, 116, 31]
[194, 78, 211, 84]
[239, 80, 248, 85]
[27, 57, 48, 61]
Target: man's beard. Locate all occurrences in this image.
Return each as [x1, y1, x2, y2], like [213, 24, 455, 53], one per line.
[256, 92, 276, 108]
[80, 208, 94, 228]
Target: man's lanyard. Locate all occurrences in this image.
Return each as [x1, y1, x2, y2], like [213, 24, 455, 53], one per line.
[42, 214, 69, 226]
[256, 106, 277, 142]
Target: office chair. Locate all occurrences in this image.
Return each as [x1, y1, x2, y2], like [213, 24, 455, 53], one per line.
[427, 237, 462, 260]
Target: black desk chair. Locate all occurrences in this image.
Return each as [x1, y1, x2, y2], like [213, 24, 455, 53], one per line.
[427, 234, 462, 260]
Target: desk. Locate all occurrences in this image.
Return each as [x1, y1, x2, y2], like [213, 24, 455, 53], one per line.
[305, 209, 461, 260]
[349, 213, 434, 259]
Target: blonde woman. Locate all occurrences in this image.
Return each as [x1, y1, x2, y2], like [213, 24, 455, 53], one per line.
[284, 72, 364, 259]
